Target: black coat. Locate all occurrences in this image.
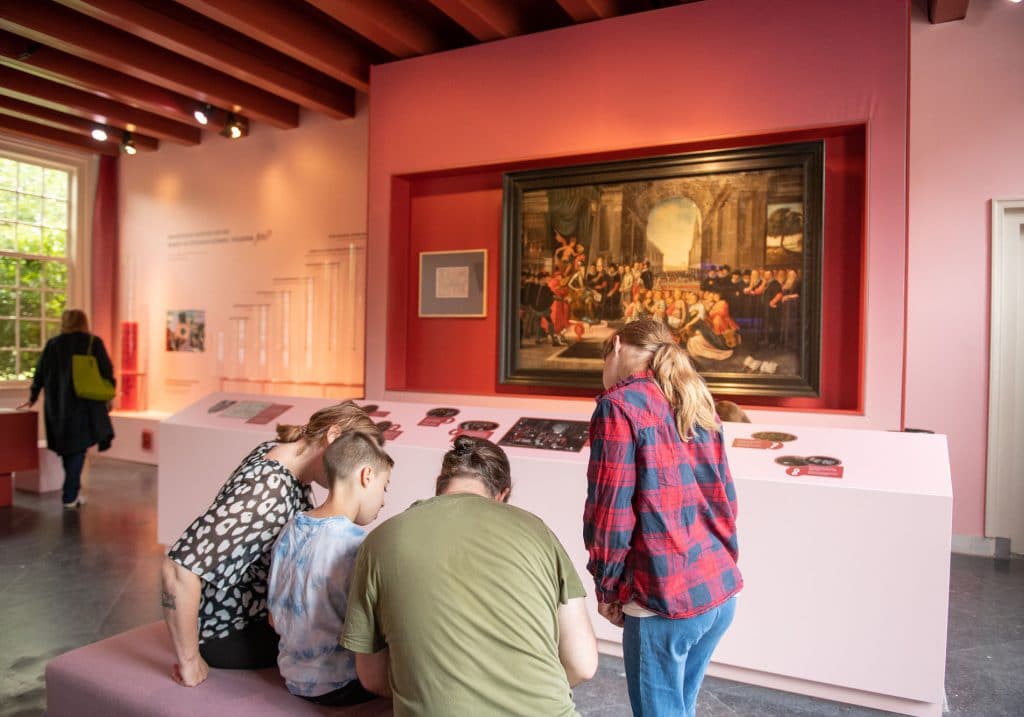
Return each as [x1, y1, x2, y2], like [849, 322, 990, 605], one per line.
[30, 332, 115, 456]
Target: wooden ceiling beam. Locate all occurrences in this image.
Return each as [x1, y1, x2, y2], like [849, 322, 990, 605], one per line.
[175, 0, 373, 93]
[0, 0, 299, 128]
[304, 0, 451, 58]
[927, 0, 970, 23]
[56, 0, 354, 119]
[0, 95, 159, 150]
[0, 113, 120, 157]
[425, 0, 527, 41]
[0, 29, 224, 131]
[553, 0, 623, 22]
[0, 65, 201, 145]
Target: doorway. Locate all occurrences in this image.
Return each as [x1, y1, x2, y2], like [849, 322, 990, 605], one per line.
[986, 199, 1024, 551]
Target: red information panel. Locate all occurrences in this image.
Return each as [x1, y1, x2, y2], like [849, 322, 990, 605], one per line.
[245, 404, 293, 425]
[784, 465, 845, 478]
[375, 421, 403, 441]
[732, 438, 784, 450]
[419, 416, 456, 427]
[418, 408, 460, 427]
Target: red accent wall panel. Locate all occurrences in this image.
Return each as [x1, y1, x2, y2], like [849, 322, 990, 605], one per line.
[389, 126, 866, 409]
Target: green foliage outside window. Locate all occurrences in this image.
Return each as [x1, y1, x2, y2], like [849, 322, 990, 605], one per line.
[0, 156, 71, 381]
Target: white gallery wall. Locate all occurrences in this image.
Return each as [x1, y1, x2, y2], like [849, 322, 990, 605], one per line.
[118, 100, 369, 414]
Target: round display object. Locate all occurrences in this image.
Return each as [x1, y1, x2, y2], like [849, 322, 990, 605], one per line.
[774, 455, 809, 467]
[459, 420, 499, 431]
[752, 431, 798, 442]
[427, 407, 460, 418]
[805, 455, 842, 466]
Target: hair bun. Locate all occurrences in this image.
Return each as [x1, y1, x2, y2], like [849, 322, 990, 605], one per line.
[453, 435, 475, 455]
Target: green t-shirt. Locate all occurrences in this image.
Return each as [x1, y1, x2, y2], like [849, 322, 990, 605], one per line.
[342, 493, 587, 717]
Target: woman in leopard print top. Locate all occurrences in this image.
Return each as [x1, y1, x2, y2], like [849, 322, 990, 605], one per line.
[160, 401, 383, 687]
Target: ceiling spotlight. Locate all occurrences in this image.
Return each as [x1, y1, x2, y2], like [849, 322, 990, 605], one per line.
[91, 127, 108, 142]
[221, 113, 248, 140]
[193, 103, 213, 125]
[122, 132, 137, 156]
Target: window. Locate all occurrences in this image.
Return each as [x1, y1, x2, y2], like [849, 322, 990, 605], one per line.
[0, 156, 71, 381]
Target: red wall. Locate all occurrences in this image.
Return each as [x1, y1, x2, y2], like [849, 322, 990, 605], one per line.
[387, 126, 866, 409]
[367, 0, 909, 429]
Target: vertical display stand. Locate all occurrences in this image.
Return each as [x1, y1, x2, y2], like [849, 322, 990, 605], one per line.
[118, 320, 145, 411]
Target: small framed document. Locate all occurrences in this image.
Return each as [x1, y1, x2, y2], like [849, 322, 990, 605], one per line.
[419, 249, 487, 318]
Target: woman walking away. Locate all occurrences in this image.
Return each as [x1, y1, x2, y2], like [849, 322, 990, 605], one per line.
[19, 309, 115, 508]
[585, 318, 742, 717]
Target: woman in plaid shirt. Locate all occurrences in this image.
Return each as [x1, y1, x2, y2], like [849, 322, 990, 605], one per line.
[585, 318, 742, 717]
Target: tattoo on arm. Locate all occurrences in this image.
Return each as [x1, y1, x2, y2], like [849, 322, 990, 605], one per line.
[161, 589, 177, 610]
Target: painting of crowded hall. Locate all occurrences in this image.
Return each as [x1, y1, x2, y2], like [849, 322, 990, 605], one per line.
[500, 142, 823, 396]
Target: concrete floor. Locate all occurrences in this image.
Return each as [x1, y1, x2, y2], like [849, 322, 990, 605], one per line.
[1, 457, 1022, 716]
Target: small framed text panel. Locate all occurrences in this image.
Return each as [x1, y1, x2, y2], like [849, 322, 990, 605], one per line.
[419, 249, 487, 318]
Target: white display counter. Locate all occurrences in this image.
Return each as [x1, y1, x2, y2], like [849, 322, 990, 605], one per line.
[159, 392, 952, 717]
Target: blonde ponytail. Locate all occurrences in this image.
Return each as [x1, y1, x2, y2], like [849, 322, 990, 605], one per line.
[610, 318, 719, 441]
[650, 341, 718, 441]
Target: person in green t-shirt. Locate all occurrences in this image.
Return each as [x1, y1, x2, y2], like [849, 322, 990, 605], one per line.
[341, 436, 598, 717]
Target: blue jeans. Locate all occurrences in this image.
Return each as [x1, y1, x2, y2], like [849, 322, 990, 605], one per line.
[61, 451, 87, 504]
[623, 597, 737, 717]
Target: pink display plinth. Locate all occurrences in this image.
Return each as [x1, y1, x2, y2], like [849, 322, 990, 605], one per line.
[0, 474, 11, 507]
[15, 446, 64, 494]
[159, 393, 952, 717]
[0, 409, 39, 472]
[1, 409, 39, 506]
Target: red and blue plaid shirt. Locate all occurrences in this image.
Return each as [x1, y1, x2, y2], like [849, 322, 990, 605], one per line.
[584, 371, 742, 618]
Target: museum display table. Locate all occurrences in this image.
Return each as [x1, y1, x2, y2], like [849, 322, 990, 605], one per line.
[0, 408, 39, 506]
[159, 393, 951, 717]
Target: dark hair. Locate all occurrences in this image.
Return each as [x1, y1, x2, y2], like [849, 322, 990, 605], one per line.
[323, 430, 393, 484]
[436, 436, 511, 502]
[61, 309, 89, 333]
[275, 401, 383, 451]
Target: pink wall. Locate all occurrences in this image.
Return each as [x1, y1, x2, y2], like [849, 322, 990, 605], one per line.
[119, 104, 369, 413]
[907, 0, 1024, 536]
[366, 0, 910, 430]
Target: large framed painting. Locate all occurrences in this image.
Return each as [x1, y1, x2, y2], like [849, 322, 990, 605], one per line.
[499, 141, 824, 397]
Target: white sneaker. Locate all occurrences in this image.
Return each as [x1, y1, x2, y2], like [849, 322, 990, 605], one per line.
[62, 495, 87, 509]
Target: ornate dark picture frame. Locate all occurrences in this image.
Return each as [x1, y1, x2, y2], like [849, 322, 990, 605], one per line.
[499, 141, 824, 397]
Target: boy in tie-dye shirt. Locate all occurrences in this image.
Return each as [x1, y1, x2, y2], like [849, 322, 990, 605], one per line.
[268, 431, 393, 706]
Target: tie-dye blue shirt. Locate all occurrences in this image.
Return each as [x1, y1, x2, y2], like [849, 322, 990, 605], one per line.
[268, 512, 366, 697]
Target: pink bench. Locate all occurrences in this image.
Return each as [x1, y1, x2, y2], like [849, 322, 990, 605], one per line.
[45, 622, 393, 716]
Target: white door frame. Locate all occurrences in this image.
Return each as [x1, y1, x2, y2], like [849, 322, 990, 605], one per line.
[985, 198, 1024, 547]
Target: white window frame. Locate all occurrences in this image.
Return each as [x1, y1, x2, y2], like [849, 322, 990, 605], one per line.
[0, 135, 97, 388]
